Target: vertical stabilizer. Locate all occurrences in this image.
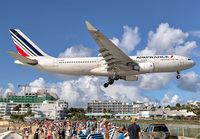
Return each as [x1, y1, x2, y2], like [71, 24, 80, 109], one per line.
[9, 29, 51, 57]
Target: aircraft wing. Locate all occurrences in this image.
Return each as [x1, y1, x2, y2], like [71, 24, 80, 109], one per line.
[7, 52, 38, 65]
[85, 21, 135, 71]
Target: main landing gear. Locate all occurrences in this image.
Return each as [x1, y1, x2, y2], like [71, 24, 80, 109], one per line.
[176, 71, 181, 79]
[104, 75, 120, 88]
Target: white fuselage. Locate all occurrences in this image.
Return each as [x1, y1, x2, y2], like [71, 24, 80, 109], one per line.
[15, 55, 195, 77]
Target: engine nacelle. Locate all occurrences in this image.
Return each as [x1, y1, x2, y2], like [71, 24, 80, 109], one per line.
[138, 63, 154, 73]
[133, 63, 154, 73]
[122, 75, 138, 81]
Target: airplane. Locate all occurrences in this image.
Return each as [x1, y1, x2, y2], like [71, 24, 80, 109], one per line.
[7, 21, 196, 88]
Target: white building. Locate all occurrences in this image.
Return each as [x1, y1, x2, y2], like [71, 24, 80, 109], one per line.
[87, 100, 157, 114]
[0, 103, 8, 115]
[187, 101, 200, 108]
[0, 90, 68, 120]
[139, 109, 196, 119]
[34, 99, 68, 120]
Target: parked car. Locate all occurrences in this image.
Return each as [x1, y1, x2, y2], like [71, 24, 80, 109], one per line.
[141, 124, 170, 139]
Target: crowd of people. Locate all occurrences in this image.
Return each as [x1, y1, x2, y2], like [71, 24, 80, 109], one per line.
[6, 118, 141, 139]
[29, 120, 114, 139]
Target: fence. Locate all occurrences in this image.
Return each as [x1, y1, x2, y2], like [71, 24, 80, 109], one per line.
[112, 122, 200, 138]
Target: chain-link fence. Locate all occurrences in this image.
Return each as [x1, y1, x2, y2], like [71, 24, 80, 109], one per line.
[112, 122, 200, 138]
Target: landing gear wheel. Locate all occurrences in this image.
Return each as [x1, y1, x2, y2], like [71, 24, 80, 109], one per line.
[176, 71, 181, 79]
[104, 83, 109, 88]
[176, 75, 181, 79]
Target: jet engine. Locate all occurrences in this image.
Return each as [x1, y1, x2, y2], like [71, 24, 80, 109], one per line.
[133, 63, 154, 73]
[121, 75, 138, 81]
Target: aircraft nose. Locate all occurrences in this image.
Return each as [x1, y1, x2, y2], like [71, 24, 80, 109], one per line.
[189, 60, 196, 68]
[185, 58, 196, 69]
[192, 60, 196, 67]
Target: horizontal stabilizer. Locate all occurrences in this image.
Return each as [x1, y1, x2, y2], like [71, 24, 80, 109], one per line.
[7, 52, 38, 65]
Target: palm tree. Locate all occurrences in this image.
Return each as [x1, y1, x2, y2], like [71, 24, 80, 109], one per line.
[175, 103, 181, 108]
[87, 106, 92, 113]
[24, 103, 30, 108]
[108, 109, 112, 113]
[12, 105, 20, 114]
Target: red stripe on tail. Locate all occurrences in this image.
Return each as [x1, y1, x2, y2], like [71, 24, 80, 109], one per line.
[15, 44, 29, 57]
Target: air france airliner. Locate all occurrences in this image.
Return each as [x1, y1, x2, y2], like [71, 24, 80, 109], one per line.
[7, 21, 196, 88]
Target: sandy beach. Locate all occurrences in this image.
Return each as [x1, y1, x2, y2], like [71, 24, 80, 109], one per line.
[0, 121, 9, 126]
[0, 121, 10, 132]
[0, 120, 39, 138]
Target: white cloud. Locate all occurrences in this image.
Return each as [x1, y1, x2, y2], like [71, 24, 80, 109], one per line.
[161, 91, 173, 106]
[171, 95, 184, 104]
[0, 75, 198, 108]
[111, 37, 120, 47]
[8, 83, 15, 91]
[58, 44, 92, 58]
[28, 77, 107, 107]
[161, 91, 186, 106]
[177, 71, 200, 92]
[139, 73, 175, 91]
[29, 77, 46, 92]
[0, 83, 16, 97]
[102, 83, 149, 103]
[24, 77, 151, 107]
[137, 23, 197, 56]
[110, 26, 141, 54]
[189, 31, 200, 38]
[174, 41, 197, 57]
[137, 47, 156, 56]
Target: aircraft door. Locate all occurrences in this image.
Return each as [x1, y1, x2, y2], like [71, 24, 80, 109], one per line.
[179, 59, 184, 70]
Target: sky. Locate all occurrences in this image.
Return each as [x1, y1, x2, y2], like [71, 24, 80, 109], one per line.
[1, 0, 200, 108]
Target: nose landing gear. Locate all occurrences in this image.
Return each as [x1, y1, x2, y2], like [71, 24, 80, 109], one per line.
[176, 71, 181, 79]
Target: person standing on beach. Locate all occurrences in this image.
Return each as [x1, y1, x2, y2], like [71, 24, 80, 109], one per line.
[127, 118, 141, 139]
[47, 127, 52, 139]
[34, 128, 41, 139]
[25, 129, 29, 139]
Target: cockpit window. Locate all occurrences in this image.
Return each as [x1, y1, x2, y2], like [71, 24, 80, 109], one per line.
[188, 59, 191, 60]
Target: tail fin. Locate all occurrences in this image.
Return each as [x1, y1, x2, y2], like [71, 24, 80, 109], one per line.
[9, 29, 50, 57]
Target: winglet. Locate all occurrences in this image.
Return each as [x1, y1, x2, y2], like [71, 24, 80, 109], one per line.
[85, 21, 98, 31]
